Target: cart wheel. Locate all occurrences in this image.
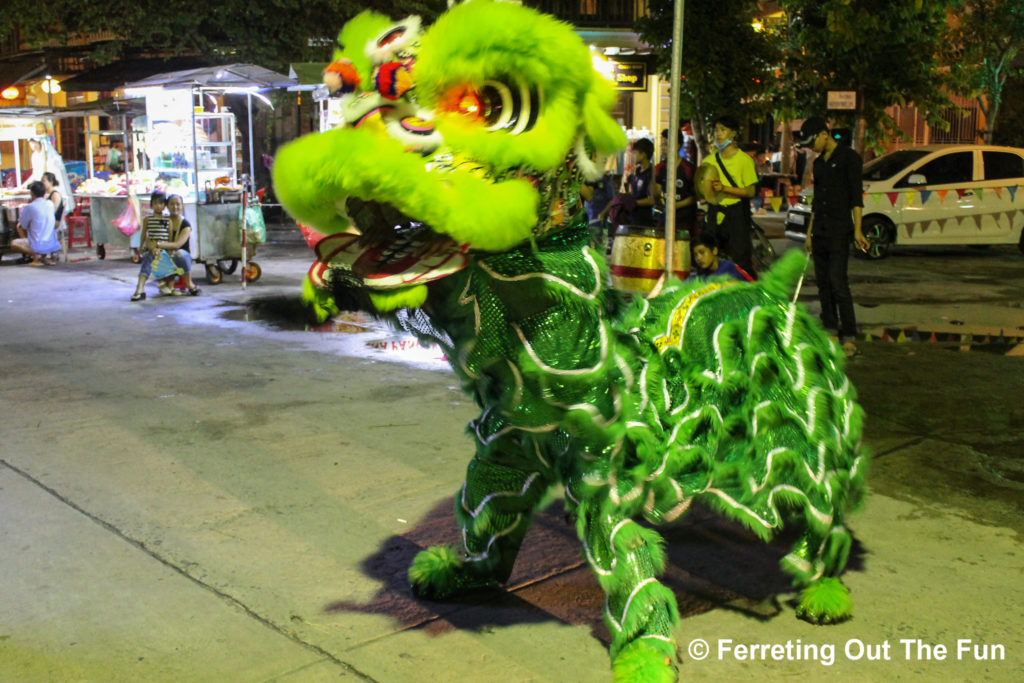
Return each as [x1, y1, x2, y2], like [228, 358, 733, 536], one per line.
[205, 263, 223, 285]
[243, 262, 262, 282]
[218, 259, 239, 275]
[97, 244, 106, 260]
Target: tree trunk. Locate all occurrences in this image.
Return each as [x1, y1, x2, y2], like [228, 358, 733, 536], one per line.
[854, 86, 867, 155]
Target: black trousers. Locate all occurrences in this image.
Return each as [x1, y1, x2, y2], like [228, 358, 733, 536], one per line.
[812, 226, 857, 340]
[705, 201, 754, 275]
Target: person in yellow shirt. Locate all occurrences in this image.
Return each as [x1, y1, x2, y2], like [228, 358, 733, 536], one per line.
[702, 115, 758, 275]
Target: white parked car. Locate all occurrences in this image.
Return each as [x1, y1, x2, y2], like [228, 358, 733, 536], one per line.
[784, 144, 1024, 258]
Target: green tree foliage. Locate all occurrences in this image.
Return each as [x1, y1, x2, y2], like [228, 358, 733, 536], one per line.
[635, 0, 779, 150]
[944, 0, 1024, 144]
[777, 0, 957, 152]
[0, 0, 445, 70]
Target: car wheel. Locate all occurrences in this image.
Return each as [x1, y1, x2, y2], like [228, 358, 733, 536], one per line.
[862, 216, 894, 259]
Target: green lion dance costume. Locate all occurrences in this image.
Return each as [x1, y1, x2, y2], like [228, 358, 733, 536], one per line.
[273, 2, 867, 680]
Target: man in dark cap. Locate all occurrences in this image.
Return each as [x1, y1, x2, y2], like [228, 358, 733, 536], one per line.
[703, 114, 758, 275]
[798, 116, 869, 358]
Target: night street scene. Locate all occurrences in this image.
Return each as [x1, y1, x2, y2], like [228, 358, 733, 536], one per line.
[2, 1, 1022, 681]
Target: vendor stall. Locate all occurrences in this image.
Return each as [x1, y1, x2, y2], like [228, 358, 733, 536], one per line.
[1, 109, 58, 261]
[121, 64, 294, 284]
[53, 100, 149, 259]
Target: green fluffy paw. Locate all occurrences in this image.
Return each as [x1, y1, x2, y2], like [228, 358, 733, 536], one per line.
[612, 640, 677, 683]
[408, 545, 500, 600]
[796, 576, 852, 624]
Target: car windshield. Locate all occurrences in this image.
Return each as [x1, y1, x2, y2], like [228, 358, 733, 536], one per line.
[862, 150, 931, 181]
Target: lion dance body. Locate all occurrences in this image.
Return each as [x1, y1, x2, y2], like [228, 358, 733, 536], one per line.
[273, 2, 867, 680]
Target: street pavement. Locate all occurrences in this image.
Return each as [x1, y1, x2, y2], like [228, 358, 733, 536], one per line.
[1, 226, 1022, 682]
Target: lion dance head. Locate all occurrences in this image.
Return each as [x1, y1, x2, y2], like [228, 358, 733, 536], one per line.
[273, 0, 625, 318]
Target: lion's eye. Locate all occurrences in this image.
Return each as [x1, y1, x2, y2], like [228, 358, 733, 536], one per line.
[442, 84, 503, 126]
[440, 80, 539, 134]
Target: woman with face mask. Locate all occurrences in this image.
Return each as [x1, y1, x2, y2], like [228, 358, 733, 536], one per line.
[702, 115, 759, 276]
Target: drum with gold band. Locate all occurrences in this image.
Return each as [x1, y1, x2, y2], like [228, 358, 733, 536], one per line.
[609, 225, 690, 294]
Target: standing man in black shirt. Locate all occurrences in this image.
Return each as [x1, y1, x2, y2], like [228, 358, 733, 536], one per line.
[798, 117, 869, 358]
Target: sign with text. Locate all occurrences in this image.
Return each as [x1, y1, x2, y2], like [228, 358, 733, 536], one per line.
[827, 91, 857, 110]
[611, 61, 647, 91]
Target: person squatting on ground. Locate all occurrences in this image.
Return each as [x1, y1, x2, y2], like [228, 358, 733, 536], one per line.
[164, 194, 200, 296]
[702, 115, 758, 275]
[11, 181, 61, 266]
[688, 230, 754, 282]
[798, 117, 869, 358]
[130, 193, 200, 300]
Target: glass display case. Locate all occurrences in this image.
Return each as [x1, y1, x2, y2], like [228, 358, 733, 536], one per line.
[148, 112, 237, 201]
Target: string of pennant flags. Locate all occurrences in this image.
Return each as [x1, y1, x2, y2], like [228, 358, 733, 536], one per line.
[766, 184, 1024, 213]
[860, 327, 1024, 356]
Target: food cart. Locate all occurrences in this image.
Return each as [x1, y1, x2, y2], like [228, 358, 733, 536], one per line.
[121, 64, 294, 284]
[56, 100, 149, 260]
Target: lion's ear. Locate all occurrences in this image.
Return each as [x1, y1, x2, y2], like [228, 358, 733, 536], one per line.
[581, 82, 626, 156]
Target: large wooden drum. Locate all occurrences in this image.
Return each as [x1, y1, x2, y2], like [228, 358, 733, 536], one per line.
[609, 225, 690, 294]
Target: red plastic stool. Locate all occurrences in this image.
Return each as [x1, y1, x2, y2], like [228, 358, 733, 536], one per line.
[65, 216, 92, 248]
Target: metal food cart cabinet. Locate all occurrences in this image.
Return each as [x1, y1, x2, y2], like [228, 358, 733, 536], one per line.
[122, 65, 294, 284]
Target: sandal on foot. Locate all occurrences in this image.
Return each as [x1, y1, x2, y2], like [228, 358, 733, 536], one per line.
[130, 292, 146, 302]
[187, 287, 201, 296]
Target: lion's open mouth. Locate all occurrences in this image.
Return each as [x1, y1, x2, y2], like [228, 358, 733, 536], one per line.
[304, 197, 468, 292]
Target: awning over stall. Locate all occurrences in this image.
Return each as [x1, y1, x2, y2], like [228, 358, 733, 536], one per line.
[59, 57, 218, 93]
[123, 64, 295, 91]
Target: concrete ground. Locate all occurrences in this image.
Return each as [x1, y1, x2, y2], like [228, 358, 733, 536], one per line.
[1, 230, 1021, 682]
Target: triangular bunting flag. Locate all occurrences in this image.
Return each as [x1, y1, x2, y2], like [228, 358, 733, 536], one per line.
[956, 188, 967, 199]
[881, 329, 891, 342]
[993, 187, 1003, 199]
[910, 329, 922, 342]
[976, 188, 985, 201]
[1008, 186, 1018, 201]
[896, 330, 908, 343]
[770, 196, 783, 212]
[928, 332, 938, 343]
[864, 332, 873, 343]
[905, 192, 914, 207]
[937, 189, 949, 203]
[887, 192, 900, 206]
[920, 190, 932, 205]
[788, 195, 799, 207]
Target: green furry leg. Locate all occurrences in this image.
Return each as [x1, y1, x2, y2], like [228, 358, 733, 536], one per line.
[796, 576, 852, 624]
[410, 440, 550, 600]
[577, 502, 679, 678]
[612, 639, 677, 683]
[408, 545, 501, 599]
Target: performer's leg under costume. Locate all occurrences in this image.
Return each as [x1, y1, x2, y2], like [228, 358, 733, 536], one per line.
[577, 502, 679, 681]
[410, 429, 552, 598]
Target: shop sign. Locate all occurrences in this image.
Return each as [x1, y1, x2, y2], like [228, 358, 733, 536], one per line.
[827, 91, 857, 110]
[611, 61, 647, 91]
